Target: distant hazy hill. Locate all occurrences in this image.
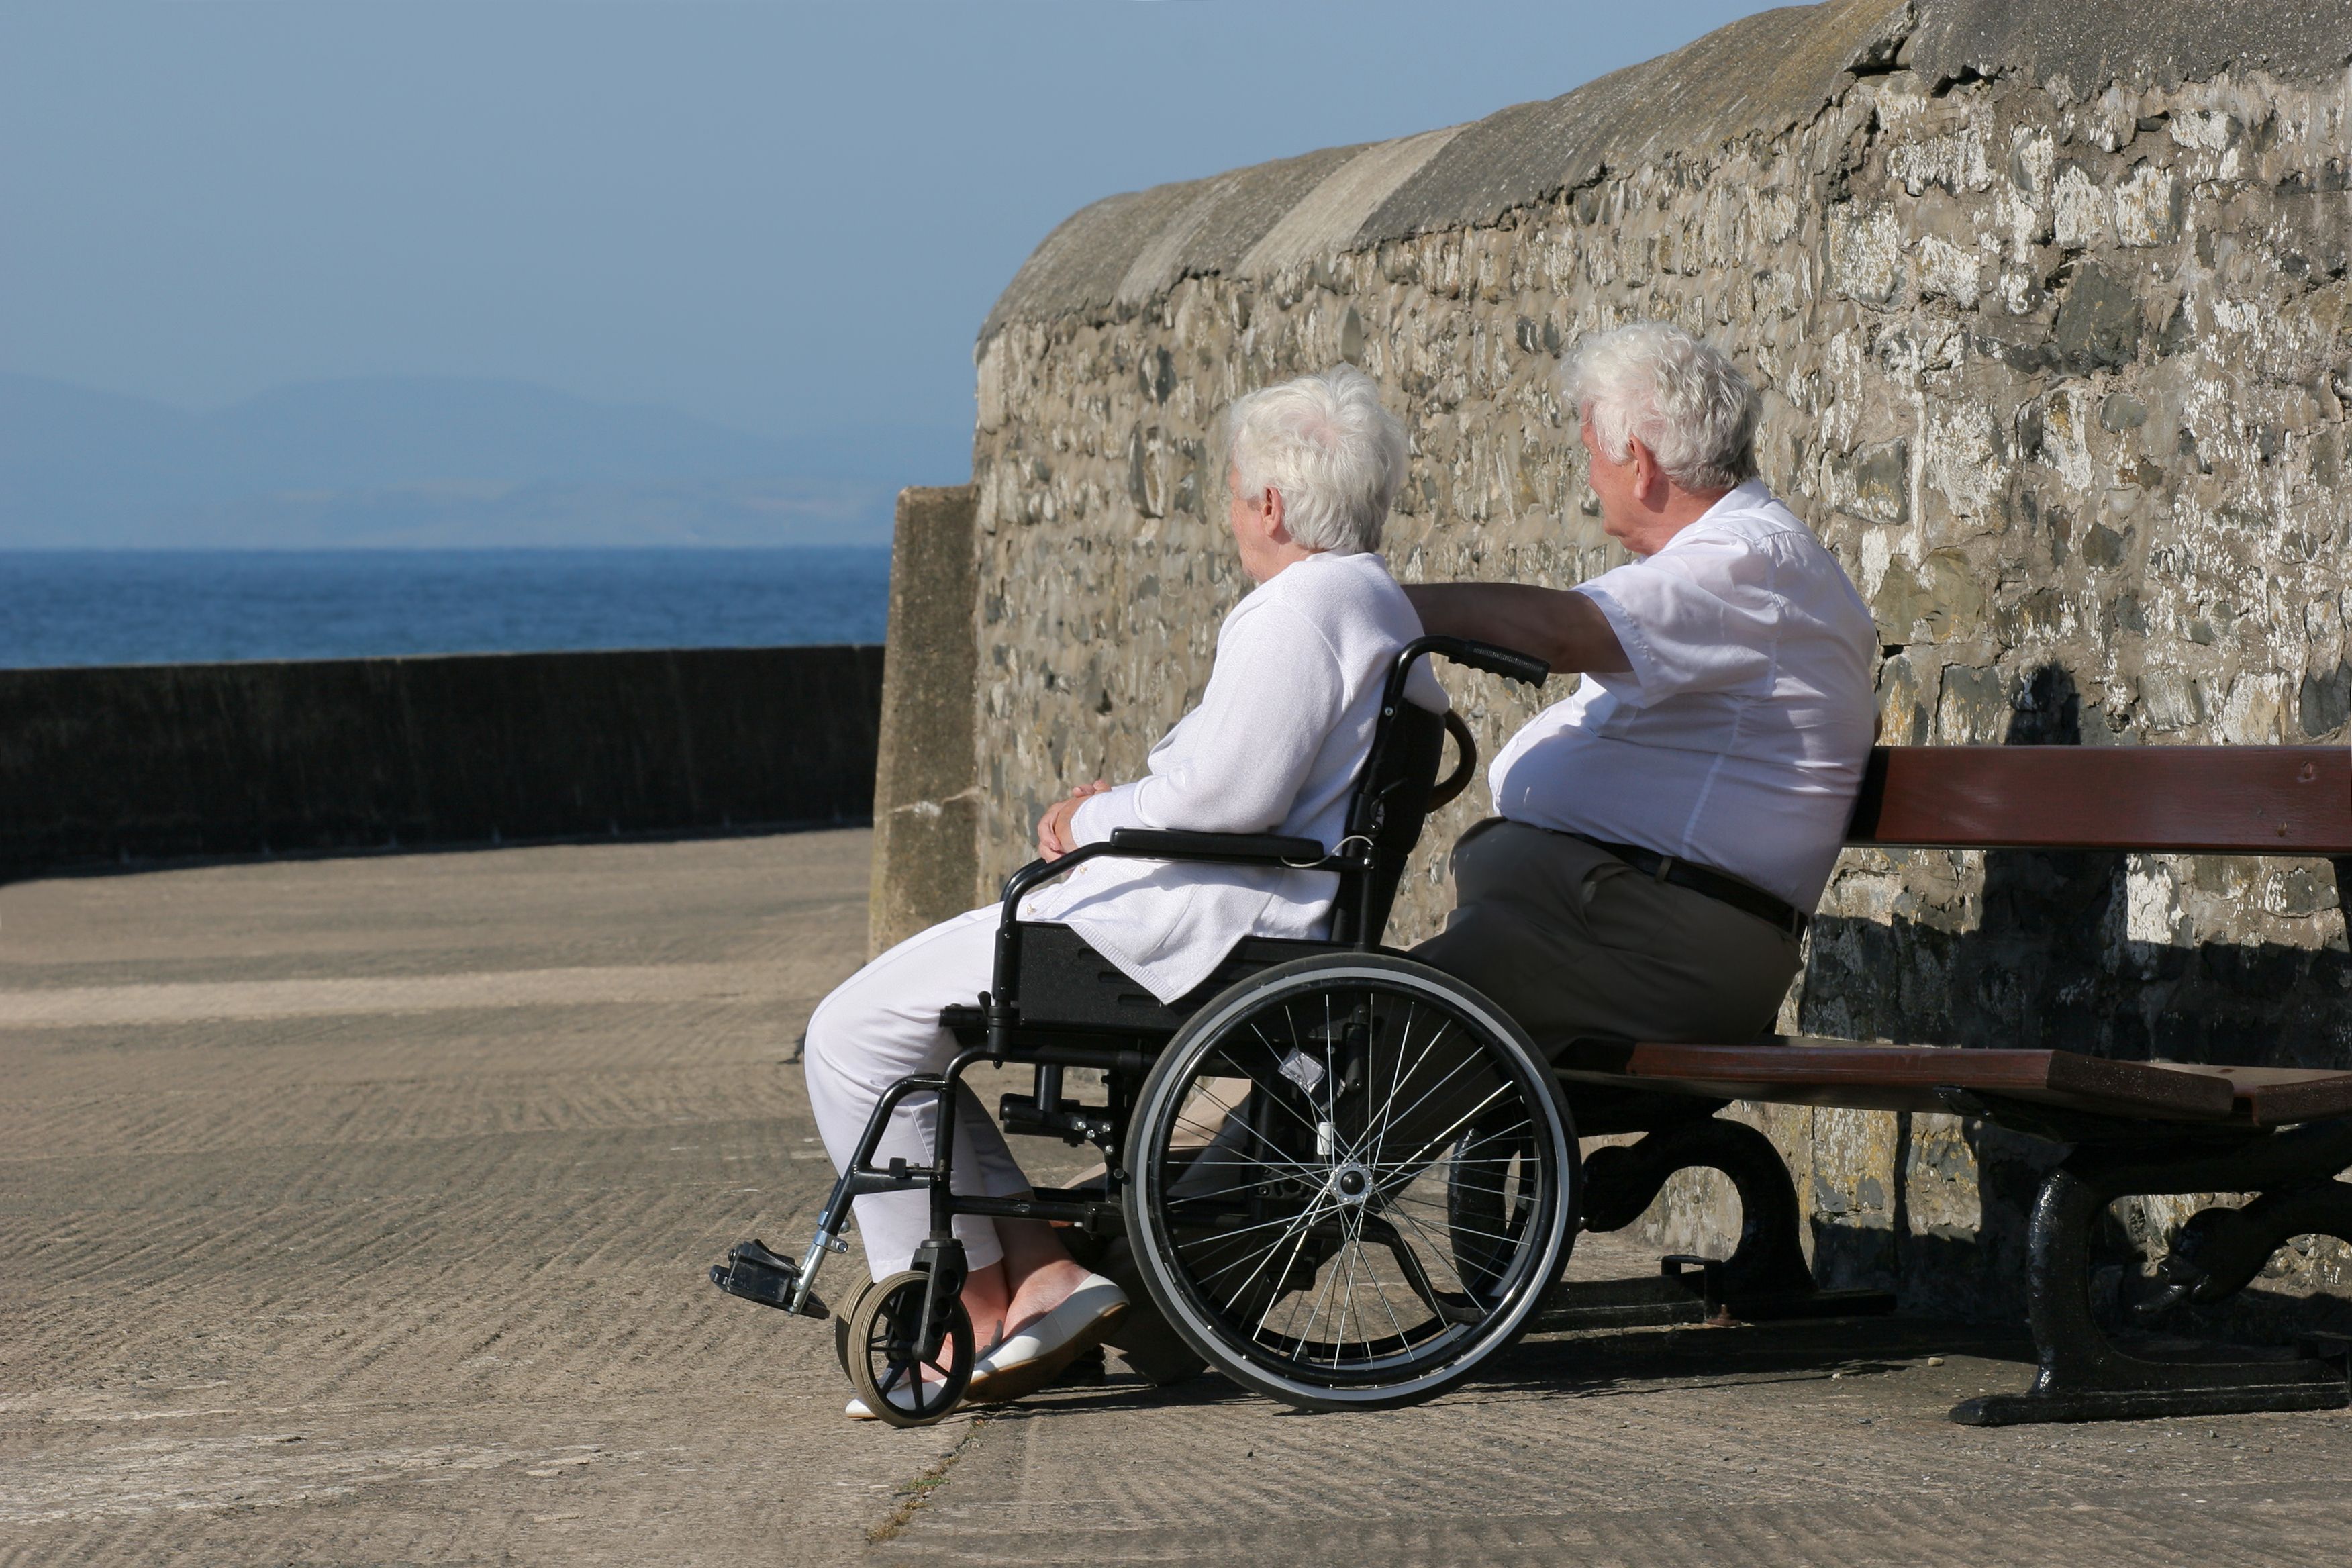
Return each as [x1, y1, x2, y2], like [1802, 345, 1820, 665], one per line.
[0, 374, 964, 546]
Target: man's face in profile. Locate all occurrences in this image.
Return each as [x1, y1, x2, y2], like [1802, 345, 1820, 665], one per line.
[1579, 411, 1649, 553]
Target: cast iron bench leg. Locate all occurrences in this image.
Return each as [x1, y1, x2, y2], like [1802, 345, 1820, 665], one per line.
[1953, 1118, 2352, 1426]
[1534, 1116, 1895, 1331]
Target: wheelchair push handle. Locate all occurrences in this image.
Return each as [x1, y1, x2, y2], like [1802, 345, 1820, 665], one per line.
[1421, 636, 1550, 688]
[1378, 635, 1549, 727]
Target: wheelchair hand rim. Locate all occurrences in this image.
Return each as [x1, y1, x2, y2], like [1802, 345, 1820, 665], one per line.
[1124, 954, 1578, 1405]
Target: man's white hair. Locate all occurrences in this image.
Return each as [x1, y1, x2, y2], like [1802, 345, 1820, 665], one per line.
[1559, 322, 1761, 492]
[1221, 364, 1408, 555]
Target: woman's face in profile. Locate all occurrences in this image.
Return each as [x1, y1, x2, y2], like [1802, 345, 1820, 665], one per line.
[1226, 466, 1283, 583]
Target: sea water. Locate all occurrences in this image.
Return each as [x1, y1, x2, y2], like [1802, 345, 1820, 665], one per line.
[0, 548, 892, 668]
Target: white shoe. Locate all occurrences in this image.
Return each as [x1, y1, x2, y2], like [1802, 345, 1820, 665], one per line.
[965, 1273, 1128, 1405]
[844, 1383, 926, 1421]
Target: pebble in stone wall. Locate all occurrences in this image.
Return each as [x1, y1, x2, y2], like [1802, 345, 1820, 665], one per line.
[968, 56, 2352, 1318]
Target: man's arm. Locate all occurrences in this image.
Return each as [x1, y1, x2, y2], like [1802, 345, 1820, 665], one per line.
[1403, 583, 1631, 674]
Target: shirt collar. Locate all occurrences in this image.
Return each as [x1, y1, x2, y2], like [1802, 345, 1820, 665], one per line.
[1647, 478, 1771, 557]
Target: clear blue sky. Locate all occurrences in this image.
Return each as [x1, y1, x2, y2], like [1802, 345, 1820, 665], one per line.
[2, 0, 1776, 486]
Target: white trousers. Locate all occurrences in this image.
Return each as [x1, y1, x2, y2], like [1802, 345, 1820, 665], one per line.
[803, 907, 1028, 1281]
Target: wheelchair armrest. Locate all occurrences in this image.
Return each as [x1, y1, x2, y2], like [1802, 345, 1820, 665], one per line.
[992, 831, 1338, 996]
[1106, 828, 1328, 865]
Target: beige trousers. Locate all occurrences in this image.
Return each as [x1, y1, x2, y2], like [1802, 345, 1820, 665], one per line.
[1412, 819, 1804, 1049]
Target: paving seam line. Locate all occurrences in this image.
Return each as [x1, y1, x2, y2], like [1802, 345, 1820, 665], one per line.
[867, 1414, 989, 1547]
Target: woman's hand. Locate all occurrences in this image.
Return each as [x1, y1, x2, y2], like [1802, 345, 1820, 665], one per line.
[1037, 779, 1111, 861]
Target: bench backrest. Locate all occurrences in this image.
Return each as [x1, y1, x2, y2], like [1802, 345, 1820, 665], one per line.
[1845, 746, 2352, 854]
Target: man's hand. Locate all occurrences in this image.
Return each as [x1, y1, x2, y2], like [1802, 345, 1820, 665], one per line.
[1037, 779, 1112, 861]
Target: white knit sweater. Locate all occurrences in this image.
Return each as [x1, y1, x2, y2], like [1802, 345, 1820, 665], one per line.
[1023, 550, 1442, 1003]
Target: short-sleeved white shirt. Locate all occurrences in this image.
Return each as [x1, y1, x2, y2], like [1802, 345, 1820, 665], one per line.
[1488, 480, 1877, 911]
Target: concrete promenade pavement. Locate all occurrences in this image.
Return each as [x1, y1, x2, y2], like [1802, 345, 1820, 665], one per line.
[3, 830, 2349, 1566]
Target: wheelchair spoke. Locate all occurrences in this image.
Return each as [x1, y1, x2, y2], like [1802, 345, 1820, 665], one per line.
[1236, 1024, 1344, 1143]
[1430, 1115, 1538, 1163]
[1183, 1229, 1299, 1293]
[1129, 962, 1576, 1401]
[1170, 1101, 1324, 1183]
[1171, 1202, 1330, 1251]
[1361, 1026, 1477, 1173]
[1379, 1196, 1528, 1249]
[1192, 1186, 1336, 1309]
[1307, 1208, 1361, 1365]
[1361, 1038, 1491, 1173]
[1169, 1108, 1318, 1180]
[1253, 1193, 1338, 1341]
[1375, 1195, 1483, 1297]
[1334, 1209, 1371, 1365]
[1318, 993, 1352, 1153]
[1291, 1223, 1344, 1353]
[1367, 1082, 1518, 1179]
[1357, 1005, 1449, 1167]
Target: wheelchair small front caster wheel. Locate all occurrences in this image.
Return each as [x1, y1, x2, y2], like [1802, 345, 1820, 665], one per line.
[834, 1274, 879, 1379]
[846, 1269, 974, 1428]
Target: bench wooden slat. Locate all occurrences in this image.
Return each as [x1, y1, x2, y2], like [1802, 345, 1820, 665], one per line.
[1553, 1037, 2238, 1122]
[1555, 1041, 2352, 1130]
[1847, 746, 2352, 854]
[2175, 1065, 2352, 1129]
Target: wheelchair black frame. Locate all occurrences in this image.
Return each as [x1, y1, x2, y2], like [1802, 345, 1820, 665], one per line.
[781, 634, 1545, 1325]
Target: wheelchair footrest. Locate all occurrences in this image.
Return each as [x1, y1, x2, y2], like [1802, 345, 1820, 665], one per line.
[709, 1238, 828, 1320]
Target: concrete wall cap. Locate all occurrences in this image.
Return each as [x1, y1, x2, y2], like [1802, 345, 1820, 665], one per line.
[980, 0, 2352, 343]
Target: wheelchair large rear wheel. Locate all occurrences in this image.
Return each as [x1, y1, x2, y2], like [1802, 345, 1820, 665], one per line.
[1122, 952, 1578, 1411]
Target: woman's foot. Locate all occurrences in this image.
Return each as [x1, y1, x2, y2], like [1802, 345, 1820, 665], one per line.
[959, 1258, 1011, 1357]
[963, 1272, 1128, 1405]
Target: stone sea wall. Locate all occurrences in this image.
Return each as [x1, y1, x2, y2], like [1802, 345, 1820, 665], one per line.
[0, 645, 883, 880]
[956, 0, 2352, 1316]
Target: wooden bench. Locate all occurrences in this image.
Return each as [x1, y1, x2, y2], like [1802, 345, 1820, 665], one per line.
[1538, 745, 2352, 1426]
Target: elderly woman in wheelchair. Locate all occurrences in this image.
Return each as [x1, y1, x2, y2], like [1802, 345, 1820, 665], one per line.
[712, 364, 1571, 1426]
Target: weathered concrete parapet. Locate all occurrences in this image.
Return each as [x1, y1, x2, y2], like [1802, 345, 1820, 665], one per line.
[0, 645, 884, 879]
[966, 0, 2352, 1315]
[869, 485, 980, 955]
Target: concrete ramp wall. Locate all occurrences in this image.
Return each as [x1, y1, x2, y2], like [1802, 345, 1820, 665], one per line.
[0, 644, 883, 878]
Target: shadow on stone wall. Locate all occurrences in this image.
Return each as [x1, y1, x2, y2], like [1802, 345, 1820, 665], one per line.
[1812, 666, 2352, 1073]
[1800, 664, 2352, 1326]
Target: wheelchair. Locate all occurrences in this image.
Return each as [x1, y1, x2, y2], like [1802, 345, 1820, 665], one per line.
[711, 635, 1579, 1426]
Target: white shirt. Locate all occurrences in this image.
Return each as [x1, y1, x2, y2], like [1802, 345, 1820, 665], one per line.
[1489, 480, 1877, 911]
[1027, 550, 1443, 1003]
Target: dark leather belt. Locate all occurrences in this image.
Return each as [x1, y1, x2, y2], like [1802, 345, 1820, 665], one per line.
[1566, 833, 1808, 938]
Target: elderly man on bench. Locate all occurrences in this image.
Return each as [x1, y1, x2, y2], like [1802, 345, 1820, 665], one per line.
[1408, 320, 1877, 1052]
[1408, 322, 2352, 1427]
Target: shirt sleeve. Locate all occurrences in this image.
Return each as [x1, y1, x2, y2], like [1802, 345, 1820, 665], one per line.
[1575, 532, 1779, 705]
[1068, 599, 1346, 843]
[1068, 780, 1141, 844]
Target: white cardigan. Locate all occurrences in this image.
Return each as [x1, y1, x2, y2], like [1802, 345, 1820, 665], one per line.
[1022, 550, 1442, 1003]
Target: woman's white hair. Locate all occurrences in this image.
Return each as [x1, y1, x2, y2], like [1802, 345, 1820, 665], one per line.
[1220, 364, 1408, 555]
[1559, 322, 1761, 492]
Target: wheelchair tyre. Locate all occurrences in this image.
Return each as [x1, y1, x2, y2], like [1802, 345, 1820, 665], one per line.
[1122, 952, 1579, 1412]
[834, 1275, 879, 1380]
[845, 1269, 974, 1429]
